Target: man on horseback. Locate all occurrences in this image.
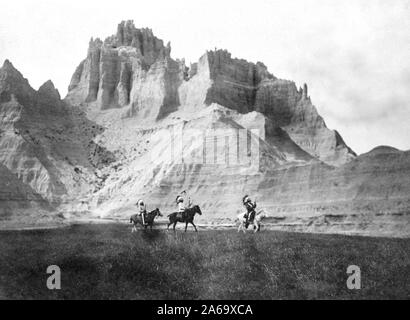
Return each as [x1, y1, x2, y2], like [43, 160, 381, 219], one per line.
[243, 195, 257, 228]
[176, 190, 192, 220]
[136, 199, 148, 226]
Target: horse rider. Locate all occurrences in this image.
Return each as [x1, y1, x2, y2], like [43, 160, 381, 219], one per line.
[242, 195, 257, 227]
[136, 199, 148, 225]
[176, 190, 192, 220]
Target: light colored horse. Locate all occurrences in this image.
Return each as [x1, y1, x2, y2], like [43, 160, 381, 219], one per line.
[237, 210, 267, 233]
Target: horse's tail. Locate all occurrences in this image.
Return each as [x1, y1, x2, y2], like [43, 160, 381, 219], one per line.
[129, 217, 133, 224]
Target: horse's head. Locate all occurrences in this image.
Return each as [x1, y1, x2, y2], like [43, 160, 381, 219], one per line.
[155, 208, 162, 217]
[255, 210, 267, 222]
[194, 205, 202, 215]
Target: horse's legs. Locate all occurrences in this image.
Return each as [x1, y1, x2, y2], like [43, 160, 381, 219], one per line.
[173, 222, 177, 231]
[254, 221, 259, 233]
[239, 220, 247, 233]
[185, 222, 188, 232]
[191, 222, 198, 232]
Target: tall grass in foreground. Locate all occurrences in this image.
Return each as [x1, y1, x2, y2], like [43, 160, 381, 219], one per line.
[0, 224, 409, 299]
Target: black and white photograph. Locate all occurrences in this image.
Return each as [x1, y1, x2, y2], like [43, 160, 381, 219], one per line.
[0, 0, 409, 303]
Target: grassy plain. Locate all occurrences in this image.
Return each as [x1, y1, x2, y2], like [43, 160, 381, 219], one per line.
[0, 224, 408, 299]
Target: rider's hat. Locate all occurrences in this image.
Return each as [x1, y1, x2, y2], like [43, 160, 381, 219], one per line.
[137, 199, 144, 206]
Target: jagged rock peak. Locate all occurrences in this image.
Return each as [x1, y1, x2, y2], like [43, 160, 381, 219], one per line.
[66, 21, 180, 111]
[78, 21, 171, 67]
[0, 60, 36, 105]
[296, 83, 311, 102]
[102, 20, 171, 61]
[88, 37, 103, 53]
[206, 49, 276, 85]
[1, 59, 25, 79]
[0, 60, 33, 90]
[303, 83, 308, 99]
[38, 80, 61, 101]
[2, 59, 14, 69]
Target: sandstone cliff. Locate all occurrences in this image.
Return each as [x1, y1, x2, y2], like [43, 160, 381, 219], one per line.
[66, 23, 355, 166]
[66, 20, 181, 122]
[180, 49, 356, 166]
[0, 60, 114, 213]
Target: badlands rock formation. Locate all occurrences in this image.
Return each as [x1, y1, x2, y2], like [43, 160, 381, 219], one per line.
[66, 23, 355, 166]
[0, 60, 115, 225]
[66, 21, 179, 120]
[0, 21, 409, 236]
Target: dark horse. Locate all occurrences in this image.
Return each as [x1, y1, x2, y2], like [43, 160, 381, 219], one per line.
[130, 208, 162, 232]
[167, 205, 202, 232]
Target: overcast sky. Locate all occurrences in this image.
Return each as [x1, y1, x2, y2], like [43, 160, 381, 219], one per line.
[0, 0, 409, 154]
